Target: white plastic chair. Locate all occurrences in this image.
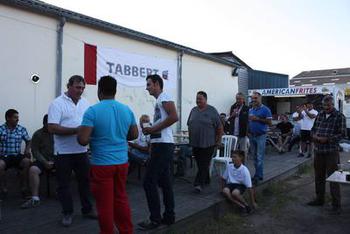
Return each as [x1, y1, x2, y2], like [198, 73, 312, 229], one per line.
[209, 135, 238, 177]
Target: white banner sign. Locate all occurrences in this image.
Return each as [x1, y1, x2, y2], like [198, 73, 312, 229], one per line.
[96, 47, 177, 89]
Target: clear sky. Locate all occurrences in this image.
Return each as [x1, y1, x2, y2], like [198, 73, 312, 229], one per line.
[43, 0, 350, 77]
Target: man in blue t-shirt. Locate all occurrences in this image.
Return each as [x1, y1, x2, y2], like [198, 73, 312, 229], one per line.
[249, 92, 272, 184]
[78, 76, 138, 234]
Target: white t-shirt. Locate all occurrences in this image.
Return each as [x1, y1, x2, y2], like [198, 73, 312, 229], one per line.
[48, 93, 90, 155]
[134, 125, 150, 147]
[150, 92, 174, 144]
[222, 164, 252, 188]
[292, 112, 302, 125]
[300, 109, 318, 131]
[292, 112, 301, 134]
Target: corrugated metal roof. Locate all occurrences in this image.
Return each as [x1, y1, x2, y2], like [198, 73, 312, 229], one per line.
[291, 67, 350, 86]
[290, 77, 350, 86]
[294, 67, 350, 78]
[2, 0, 241, 68]
[248, 69, 289, 89]
[209, 51, 252, 69]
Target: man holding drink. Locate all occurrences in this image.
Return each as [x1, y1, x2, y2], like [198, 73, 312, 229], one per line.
[248, 92, 272, 185]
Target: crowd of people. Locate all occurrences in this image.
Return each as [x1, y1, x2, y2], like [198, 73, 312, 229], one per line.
[0, 74, 347, 233]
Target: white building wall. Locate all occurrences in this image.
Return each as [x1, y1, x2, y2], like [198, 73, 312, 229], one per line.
[0, 4, 238, 135]
[62, 22, 178, 124]
[0, 5, 57, 135]
[181, 54, 237, 130]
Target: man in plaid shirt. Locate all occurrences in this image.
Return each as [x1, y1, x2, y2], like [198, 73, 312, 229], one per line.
[307, 95, 346, 214]
[0, 109, 32, 198]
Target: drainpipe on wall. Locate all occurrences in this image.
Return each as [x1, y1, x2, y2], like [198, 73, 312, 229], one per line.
[177, 50, 184, 132]
[55, 17, 66, 97]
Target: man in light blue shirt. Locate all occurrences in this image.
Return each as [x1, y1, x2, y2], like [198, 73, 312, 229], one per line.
[249, 92, 272, 184]
[78, 75, 138, 234]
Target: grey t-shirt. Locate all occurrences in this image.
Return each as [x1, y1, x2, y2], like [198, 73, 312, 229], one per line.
[187, 105, 221, 148]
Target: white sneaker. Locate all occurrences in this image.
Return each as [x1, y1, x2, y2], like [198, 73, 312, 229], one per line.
[194, 185, 202, 193]
[62, 214, 73, 227]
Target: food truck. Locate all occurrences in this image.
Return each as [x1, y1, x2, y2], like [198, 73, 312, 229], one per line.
[248, 85, 350, 132]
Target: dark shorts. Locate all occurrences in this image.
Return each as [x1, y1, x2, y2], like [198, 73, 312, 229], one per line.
[0, 155, 25, 169]
[225, 183, 247, 194]
[300, 130, 311, 143]
[32, 161, 55, 175]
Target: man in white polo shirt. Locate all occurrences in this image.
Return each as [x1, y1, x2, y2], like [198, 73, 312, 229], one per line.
[48, 75, 95, 227]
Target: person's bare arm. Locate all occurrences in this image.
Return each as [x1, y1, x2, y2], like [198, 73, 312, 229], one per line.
[251, 116, 272, 126]
[293, 114, 302, 121]
[48, 123, 78, 136]
[263, 118, 272, 126]
[215, 124, 224, 146]
[305, 110, 316, 119]
[247, 188, 257, 209]
[24, 140, 31, 157]
[221, 178, 226, 191]
[77, 126, 93, 146]
[127, 125, 138, 141]
[143, 101, 178, 134]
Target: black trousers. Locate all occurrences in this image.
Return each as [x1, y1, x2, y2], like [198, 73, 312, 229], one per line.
[54, 153, 92, 215]
[314, 151, 341, 207]
[143, 143, 175, 223]
[193, 146, 215, 186]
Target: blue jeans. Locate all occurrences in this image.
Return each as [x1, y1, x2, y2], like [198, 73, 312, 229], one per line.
[143, 143, 175, 223]
[250, 134, 267, 180]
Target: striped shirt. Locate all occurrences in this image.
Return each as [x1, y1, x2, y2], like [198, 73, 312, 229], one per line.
[311, 109, 346, 153]
[0, 124, 31, 156]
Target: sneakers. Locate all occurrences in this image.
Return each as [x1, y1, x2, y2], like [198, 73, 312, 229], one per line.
[297, 153, 304, 158]
[194, 185, 202, 193]
[307, 199, 324, 206]
[82, 210, 98, 219]
[138, 220, 160, 230]
[21, 198, 40, 209]
[62, 214, 73, 227]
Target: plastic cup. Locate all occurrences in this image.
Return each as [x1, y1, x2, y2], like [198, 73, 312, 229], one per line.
[142, 122, 151, 128]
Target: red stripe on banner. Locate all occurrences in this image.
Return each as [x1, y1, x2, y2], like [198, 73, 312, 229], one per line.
[84, 43, 97, 85]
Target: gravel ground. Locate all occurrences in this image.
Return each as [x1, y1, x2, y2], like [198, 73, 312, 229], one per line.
[186, 152, 350, 234]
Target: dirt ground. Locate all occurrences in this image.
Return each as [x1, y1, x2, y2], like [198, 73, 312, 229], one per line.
[187, 152, 350, 234]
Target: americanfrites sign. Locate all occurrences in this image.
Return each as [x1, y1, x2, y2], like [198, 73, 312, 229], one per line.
[84, 44, 177, 90]
[248, 86, 332, 96]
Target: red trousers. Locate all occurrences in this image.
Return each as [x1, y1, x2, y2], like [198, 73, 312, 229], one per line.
[90, 164, 133, 234]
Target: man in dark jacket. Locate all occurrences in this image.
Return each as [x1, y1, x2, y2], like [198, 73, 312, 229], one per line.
[228, 92, 249, 157]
